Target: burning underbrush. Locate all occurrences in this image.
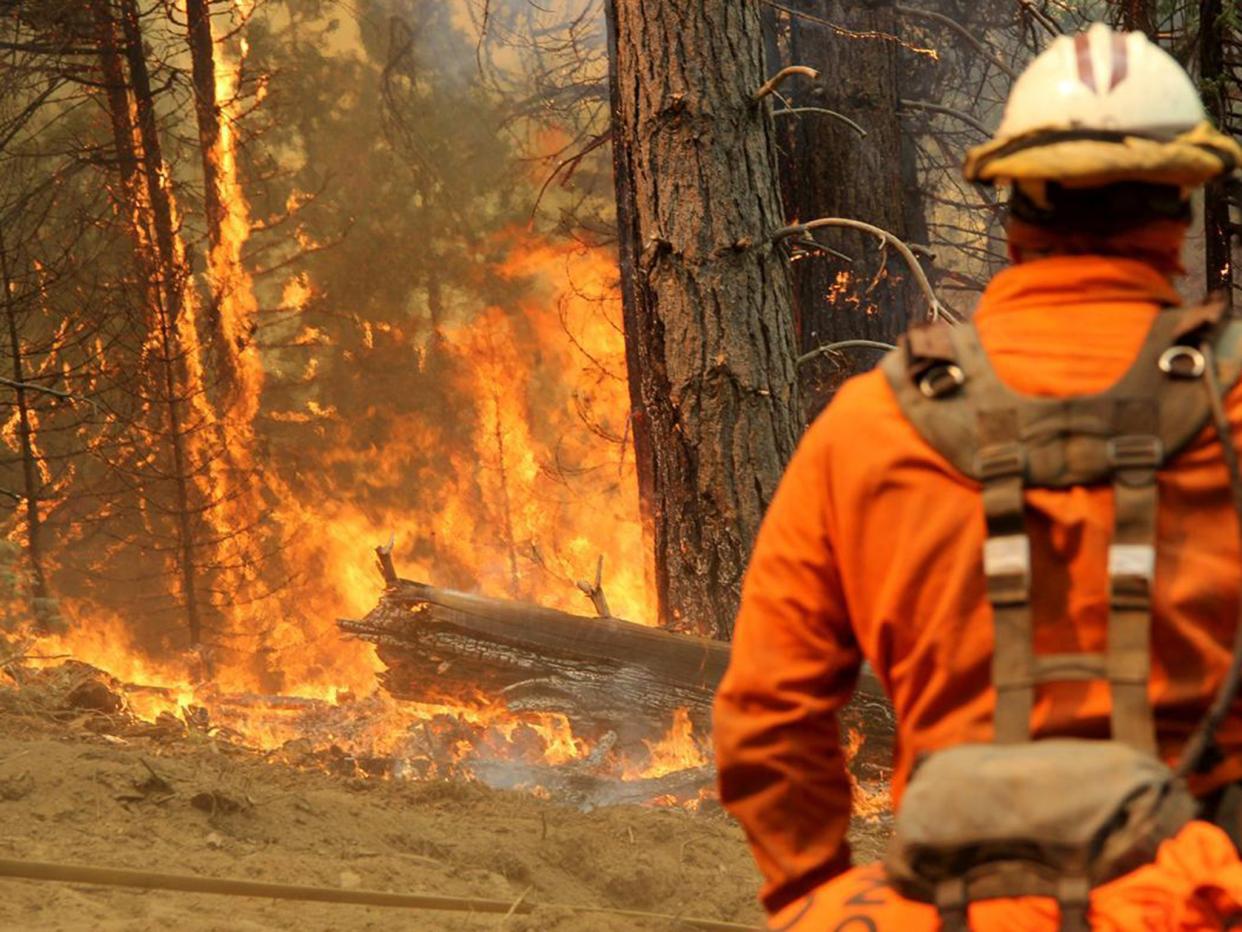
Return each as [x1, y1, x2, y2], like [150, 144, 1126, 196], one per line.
[0, 654, 717, 812]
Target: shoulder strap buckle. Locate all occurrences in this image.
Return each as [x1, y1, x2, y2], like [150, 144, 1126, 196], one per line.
[904, 322, 965, 399]
[1158, 345, 1207, 379]
[1106, 435, 1163, 472]
[919, 364, 965, 399]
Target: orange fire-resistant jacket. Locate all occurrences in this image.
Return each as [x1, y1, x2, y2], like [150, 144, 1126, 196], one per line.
[765, 821, 1242, 931]
[713, 255, 1242, 916]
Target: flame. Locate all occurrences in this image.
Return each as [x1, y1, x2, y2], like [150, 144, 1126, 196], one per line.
[843, 726, 890, 820]
[20, 7, 669, 789]
[623, 707, 709, 780]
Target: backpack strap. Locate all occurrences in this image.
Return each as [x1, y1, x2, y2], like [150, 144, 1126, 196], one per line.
[1106, 401, 1161, 754]
[976, 406, 1034, 743]
[881, 299, 1242, 754]
[933, 869, 1091, 932]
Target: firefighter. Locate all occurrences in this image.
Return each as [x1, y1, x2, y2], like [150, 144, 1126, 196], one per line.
[714, 23, 1242, 931]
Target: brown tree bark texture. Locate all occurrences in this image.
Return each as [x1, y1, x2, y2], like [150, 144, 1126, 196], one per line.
[1199, 0, 1236, 306]
[185, 0, 223, 251]
[775, 1, 924, 411]
[606, 0, 801, 638]
[114, 0, 205, 646]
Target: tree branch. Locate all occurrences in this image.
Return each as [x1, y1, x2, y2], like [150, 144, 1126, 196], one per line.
[772, 106, 867, 138]
[753, 65, 819, 101]
[899, 98, 991, 137]
[894, 6, 1018, 80]
[772, 217, 959, 322]
[797, 339, 896, 367]
[0, 375, 78, 401]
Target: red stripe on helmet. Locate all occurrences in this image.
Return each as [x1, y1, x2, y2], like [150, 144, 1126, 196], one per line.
[1075, 32, 1098, 93]
[1109, 32, 1129, 90]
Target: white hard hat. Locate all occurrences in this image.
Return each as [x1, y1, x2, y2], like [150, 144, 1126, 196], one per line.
[999, 23, 1203, 140]
[964, 23, 1240, 188]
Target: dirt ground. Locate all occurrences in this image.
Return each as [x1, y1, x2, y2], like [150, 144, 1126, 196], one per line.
[0, 661, 894, 932]
[0, 697, 768, 930]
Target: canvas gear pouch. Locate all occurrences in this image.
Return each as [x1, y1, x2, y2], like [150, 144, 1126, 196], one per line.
[884, 739, 1198, 930]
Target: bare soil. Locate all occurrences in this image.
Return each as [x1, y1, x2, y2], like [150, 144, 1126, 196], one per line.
[0, 696, 767, 930]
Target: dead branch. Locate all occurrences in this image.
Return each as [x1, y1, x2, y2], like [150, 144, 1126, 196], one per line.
[772, 217, 958, 322]
[797, 339, 896, 367]
[374, 538, 398, 588]
[772, 106, 867, 138]
[530, 129, 612, 220]
[1017, 0, 1063, 37]
[762, 0, 936, 56]
[788, 238, 853, 264]
[894, 6, 1018, 80]
[899, 99, 991, 137]
[0, 374, 95, 407]
[752, 65, 819, 101]
[575, 555, 611, 618]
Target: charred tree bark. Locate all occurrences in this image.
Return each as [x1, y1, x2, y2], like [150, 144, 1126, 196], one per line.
[340, 573, 893, 763]
[0, 232, 52, 630]
[605, 0, 801, 638]
[185, 0, 224, 251]
[114, 0, 204, 646]
[92, 1, 142, 209]
[773, 1, 926, 415]
[1200, 0, 1236, 306]
[1117, 0, 1156, 34]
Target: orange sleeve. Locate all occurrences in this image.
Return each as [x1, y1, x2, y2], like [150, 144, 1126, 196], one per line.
[712, 405, 862, 915]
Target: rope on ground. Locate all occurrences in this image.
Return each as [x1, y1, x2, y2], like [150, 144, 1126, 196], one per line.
[0, 856, 761, 931]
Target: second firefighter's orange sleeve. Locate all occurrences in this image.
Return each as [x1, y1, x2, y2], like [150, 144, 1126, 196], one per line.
[713, 407, 861, 915]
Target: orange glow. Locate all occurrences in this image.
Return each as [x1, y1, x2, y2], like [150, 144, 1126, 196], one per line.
[22, 8, 672, 790]
[843, 726, 890, 819]
[623, 707, 709, 780]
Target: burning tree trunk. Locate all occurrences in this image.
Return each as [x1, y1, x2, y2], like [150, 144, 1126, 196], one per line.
[605, 0, 801, 638]
[184, 0, 257, 408]
[772, 1, 926, 414]
[105, 0, 206, 647]
[185, 0, 224, 252]
[0, 231, 52, 629]
[92, 2, 142, 210]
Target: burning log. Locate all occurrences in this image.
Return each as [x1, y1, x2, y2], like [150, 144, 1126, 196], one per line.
[339, 576, 726, 746]
[338, 564, 894, 764]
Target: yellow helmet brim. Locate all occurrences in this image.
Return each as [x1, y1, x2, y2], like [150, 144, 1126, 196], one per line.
[963, 121, 1242, 188]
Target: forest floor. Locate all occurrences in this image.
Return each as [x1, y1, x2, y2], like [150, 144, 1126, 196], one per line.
[0, 668, 777, 931]
[0, 664, 891, 931]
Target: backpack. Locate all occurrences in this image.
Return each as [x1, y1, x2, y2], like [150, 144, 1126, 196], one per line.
[878, 298, 1242, 931]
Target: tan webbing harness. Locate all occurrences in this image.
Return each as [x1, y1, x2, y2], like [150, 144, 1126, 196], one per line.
[879, 300, 1242, 931]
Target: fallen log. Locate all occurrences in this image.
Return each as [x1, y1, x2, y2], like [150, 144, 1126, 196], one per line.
[338, 559, 895, 765]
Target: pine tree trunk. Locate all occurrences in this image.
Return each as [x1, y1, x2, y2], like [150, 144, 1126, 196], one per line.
[92, 1, 142, 212]
[1119, 0, 1156, 34]
[115, 0, 205, 646]
[605, 0, 801, 638]
[1200, 0, 1235, 306]
[774, 0, 926, 415]
[0, 232, 51, 630]
[186, 0, 224, 251]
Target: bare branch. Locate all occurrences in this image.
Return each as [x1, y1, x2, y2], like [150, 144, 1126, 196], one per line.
[575, 555, 611, 618]
[773, 217, 959, 322]
[0, 375, 79, 402]
[753, 65, 819, 101]
[797, 339, 895, 367]
[772, 106, 868, 138]
[894, 6, 1018, 80]
[899, 98, 991, 137]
